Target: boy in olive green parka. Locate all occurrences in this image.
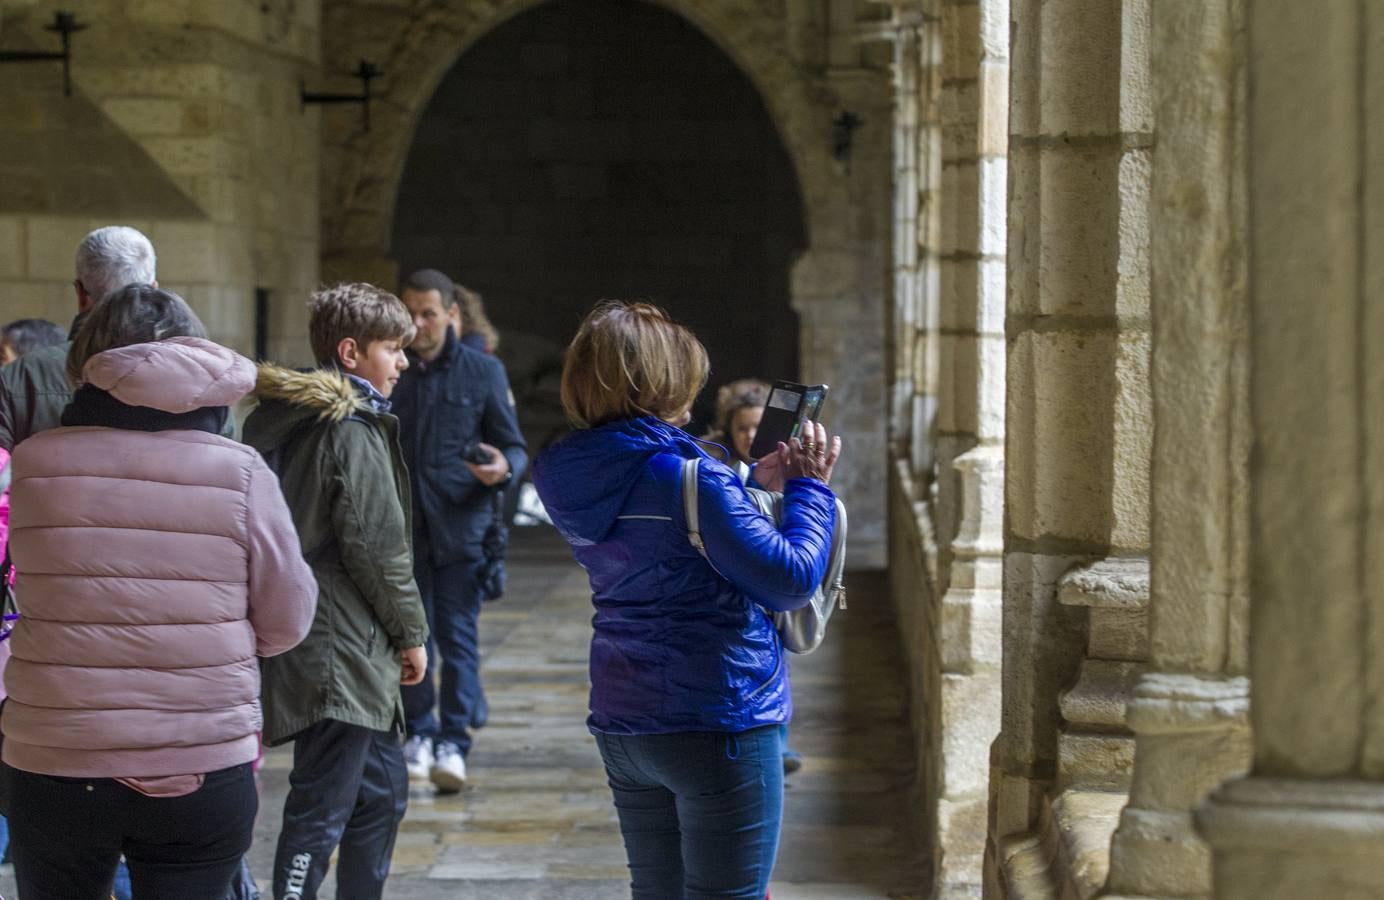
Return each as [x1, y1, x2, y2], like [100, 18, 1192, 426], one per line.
[242, 282, 428, 900]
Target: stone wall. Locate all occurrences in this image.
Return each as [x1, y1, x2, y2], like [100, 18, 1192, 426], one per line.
[0, 0, 321, 363]
[879, 0, 1381, 895]
[390, 0, 807, 421]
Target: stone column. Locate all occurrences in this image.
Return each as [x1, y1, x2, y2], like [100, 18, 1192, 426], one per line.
[884, 3, 939, 477]
[1196, 2, 1384, 896]
[1101, 3, 1253, 898]
[930, 1, 1009, 895]
[987, 0, 1152, 896]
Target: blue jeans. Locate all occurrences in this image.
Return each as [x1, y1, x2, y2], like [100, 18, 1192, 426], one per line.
[401, 556, 487, 752]
[112, 859, 132, 900]
[594, 725, 783, 899]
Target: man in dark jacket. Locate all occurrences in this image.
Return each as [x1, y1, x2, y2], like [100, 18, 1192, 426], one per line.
[394, 268, 527, 792]
[0, 226, 157, 450]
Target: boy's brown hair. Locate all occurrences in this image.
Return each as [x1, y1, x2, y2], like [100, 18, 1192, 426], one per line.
[308, 282, 415, 367]
[560, 301, 708, 427]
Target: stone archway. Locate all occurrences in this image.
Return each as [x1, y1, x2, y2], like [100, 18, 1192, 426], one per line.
[319, 0, 893, 564]
[389, 0, 809, 431]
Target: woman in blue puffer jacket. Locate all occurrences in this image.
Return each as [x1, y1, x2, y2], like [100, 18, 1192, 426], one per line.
[532, 302, 842, 899]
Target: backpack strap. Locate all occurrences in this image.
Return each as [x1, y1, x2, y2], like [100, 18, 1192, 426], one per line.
[681, 457, 707, 557]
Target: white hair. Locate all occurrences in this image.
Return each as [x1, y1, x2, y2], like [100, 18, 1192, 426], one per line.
[74, 226, 157, 303]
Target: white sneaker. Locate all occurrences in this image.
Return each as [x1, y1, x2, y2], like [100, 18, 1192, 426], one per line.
[403, 735, 433, 782]
[430, 741, 467, 793]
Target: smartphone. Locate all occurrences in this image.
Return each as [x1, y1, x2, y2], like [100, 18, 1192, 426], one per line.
[462, 441, 495, 465]
[748, 380, 829, 460]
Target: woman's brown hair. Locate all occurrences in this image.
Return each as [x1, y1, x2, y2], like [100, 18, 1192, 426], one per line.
[560, 301, 709, 428]
[67, 284, 206, 384]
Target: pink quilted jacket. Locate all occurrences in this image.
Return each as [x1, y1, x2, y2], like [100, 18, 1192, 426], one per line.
[3, 338, 317, 778]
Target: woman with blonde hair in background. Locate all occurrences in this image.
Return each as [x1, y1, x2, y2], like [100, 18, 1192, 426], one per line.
[706, 378, 770, 476]
[448, 283, 500, 354]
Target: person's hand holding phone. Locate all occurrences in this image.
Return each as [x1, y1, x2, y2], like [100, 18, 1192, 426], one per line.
[464, 441, 511, 486]
[752, 421, 842, 489]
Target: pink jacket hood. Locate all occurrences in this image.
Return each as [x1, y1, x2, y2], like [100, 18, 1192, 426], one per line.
[82, 337, 255, 412]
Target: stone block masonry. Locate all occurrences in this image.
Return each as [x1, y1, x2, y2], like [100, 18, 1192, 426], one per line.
[0, 0, 320, 362]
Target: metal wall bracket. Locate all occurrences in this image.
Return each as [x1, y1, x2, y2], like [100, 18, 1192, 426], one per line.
[301, 59, 380, 132]
[832, 110, 864, 172]
[0, 10, 86, 97]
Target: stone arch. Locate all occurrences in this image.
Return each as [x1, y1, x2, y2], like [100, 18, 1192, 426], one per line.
[321, 0, 894, 564]
[389, 0, 811, 420]
[321, 0, 835, 268]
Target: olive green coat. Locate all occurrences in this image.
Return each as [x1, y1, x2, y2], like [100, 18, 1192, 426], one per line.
[242, 365, 428, 745]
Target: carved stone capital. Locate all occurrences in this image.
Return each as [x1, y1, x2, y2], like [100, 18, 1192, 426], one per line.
[1126, 673, 1249, 735]
[1058, 559, 1150, 611]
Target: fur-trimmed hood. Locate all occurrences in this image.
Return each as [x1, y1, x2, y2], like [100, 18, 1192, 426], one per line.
[242, 364, 367, 454]
[252, 364, 362, 422]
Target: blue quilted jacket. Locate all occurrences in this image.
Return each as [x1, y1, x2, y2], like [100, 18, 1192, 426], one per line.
[532, 417, 836, 734]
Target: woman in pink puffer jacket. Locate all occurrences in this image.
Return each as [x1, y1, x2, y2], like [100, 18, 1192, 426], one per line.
[3, 284, 317, 900]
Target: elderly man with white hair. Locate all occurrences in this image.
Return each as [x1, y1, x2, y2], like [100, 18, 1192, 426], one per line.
[0, 225, 157, 450]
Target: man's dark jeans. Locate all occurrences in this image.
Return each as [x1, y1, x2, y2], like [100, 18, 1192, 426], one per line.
[5, 761, 255, 900]
[402, 554, 487, 752]
[594, 725, 784, 899]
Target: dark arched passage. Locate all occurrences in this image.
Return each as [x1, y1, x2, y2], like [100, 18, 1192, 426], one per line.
[391, 0, 808, 429]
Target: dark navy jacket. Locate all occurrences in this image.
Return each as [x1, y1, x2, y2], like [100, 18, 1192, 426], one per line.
[532, 417, 836, 734]
[392, 330, 527, 567]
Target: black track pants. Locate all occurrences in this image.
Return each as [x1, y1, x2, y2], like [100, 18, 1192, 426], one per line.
[272, 720, 408, 900]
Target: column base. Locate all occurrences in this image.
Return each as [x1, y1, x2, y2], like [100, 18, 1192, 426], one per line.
[1197, 776, 1384, 899]
[1102, 673, 1249, 898]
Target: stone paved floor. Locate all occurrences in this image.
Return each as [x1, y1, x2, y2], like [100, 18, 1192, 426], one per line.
[1, 527, 927, 899]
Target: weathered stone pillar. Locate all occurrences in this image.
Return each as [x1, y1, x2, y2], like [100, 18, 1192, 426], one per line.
[1195, 2, 1384, 895]
[881, 0, 1007, 893]
[932, 1, 1008, 895]
[987, 0, 1152, 896]
[884, 2, 940, 478]
[1100, 3, 1253, 898]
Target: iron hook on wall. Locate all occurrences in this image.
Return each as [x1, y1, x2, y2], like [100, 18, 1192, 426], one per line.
[0, 10, 87, 97]
[832, 110, 864, 173]
[301, 59, 381, 132]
